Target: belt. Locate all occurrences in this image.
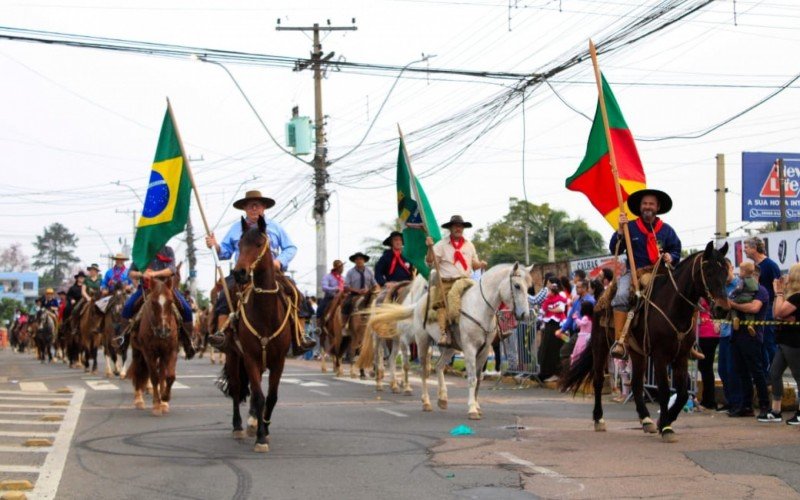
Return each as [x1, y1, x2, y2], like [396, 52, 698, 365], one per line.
[440, 278, 459, 283]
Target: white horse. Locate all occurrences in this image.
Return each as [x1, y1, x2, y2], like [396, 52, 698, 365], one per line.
[358, 275, 428, 393]
[368, 263, 532, 419]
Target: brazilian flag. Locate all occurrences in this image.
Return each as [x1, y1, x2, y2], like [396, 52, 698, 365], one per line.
[131, 108, 191, 271]
[397, 137, 440, 278]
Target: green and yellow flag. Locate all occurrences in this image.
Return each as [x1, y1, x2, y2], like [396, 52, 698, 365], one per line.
[396, 137, 440, 278]
[131, 108, 192, 271]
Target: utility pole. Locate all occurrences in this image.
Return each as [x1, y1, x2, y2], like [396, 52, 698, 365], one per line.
[778, 158, 788, 231]
[185, 216, 197, 296]
[714, 154, 728, 242]
[523, 226, 530, 266]
[277, 19, 357, 297]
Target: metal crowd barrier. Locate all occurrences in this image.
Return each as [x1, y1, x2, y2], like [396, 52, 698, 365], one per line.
[496, 309, 541, 383]
[628, 356, 699, 404]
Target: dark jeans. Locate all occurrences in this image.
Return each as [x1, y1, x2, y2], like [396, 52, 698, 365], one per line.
[731, 332, 769, 411]
[718, 336, 742, 408]
[317, 295, 334, 319]
[697, 337, 719, 408]
[122, 285, 192, 322]
[762, 307, 776, 377]
[770, 343, 800, 401]
[214, 275, 237, 316]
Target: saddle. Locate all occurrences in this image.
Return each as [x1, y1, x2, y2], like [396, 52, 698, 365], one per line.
[426, 278, 475, 324]
[374, 280, 412, 306]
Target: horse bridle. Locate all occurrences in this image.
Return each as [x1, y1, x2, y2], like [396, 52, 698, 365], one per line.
[460, 268, 521, 336]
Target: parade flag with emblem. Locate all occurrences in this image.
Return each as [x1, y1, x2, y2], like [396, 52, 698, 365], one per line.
[131, 108, 192, 271]
[397, 136, 441, 279]
[565, 74, 646, 228]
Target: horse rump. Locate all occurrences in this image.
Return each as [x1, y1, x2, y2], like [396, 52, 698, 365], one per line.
[216, 353, 250, 404]
[558, 344, 594, 395]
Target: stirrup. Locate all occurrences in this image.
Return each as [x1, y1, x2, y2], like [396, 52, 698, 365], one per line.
[610, 341, 628, 360]
[208, 330, 227, 349]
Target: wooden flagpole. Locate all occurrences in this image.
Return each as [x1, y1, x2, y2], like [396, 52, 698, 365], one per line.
[397, 124, 451, 315]
[588, 40, 640, 293]
[166, 98, 234, 310]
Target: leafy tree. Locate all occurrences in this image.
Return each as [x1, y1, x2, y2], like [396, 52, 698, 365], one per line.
[361, 219, 403, 264]
[32, 223, 80, 289]
[0, 243, 30, 272]
[0, 298, 23, 327]
[473, 198, 604, 266]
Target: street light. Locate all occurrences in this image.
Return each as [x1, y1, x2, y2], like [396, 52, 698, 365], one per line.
[111, 180, 143, 204]
[86, 226, 114, 269]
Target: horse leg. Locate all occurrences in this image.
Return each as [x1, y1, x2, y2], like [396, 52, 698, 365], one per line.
[248, 367, 268, 453]
[160, 350, 177, 414]
[264, 360, 285, 450]
[91, 345, 99, 375]
[663, 356, 689, 443]
[419, 336, 433, 412]
[149, 356, 163, 416]
[389, 339, 400, 394]
[475, 343, 493, 415]
[628, 352, 655, 434]
[435, 348, 455, 411]
[458, 344, 480, 419]
[651, 355, 676, 442]
[592, 328, 610, 431]
[401, 338, 412, 395]
[104, 346, 114, 378]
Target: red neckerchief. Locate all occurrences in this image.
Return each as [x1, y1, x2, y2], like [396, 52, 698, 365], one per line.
[333, 272, 345, 291]
[450, 236, 468, 270]
[110, 265, 126, 284]
[635, 217, 663, 265]
[388, 249, 408, 274]
[155, 253, 173, 263]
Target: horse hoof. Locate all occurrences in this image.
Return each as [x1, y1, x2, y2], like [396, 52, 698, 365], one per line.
[376, 385, 384, 392]
[360, 374, 367, 380]
[438, 399, 448, 410]
[152, 408, 162, 417]
[232, 430, 246, 440]
[594, 419, 607, 432]
[119, 372, 127, 379]
[91, 370, 97, 375]
[403, 389, 413, 396]
[210, 359, 216, 365]
[661, 428, 677, 443]
[105, 372, 112, 379]
[468, 411, 481, 420]
[391, 386, 401, 394]
[134, 401, 145, 410]
[643, 422, 658, 434]
[253, 443, 269, 453]
[422, 402, 433, 412]
[160, 402, 170, 413]
[350, 373, 357, 379]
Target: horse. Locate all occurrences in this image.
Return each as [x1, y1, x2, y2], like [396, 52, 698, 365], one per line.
[560, 242, 729, 442]
[128, 278, 181, 416]
[368, 263, 532, 419]
[217, 216, 292, 453]
[357, 275, 428, 393]
[101, 285, 130, 378]
[30, 307, 55, 363]
[319, 290, 372, 378]
[77, 293, 104, 374]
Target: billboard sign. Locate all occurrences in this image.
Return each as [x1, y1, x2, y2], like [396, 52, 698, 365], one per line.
[569, 254, 625, 279]
[742, 151, 800, 222]
[723, 228, 800, 274]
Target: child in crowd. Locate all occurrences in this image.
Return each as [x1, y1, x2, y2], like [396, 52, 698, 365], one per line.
[570, 300, 594, 367]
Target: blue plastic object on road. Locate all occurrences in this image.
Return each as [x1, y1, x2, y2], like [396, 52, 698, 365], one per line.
[450, 424, 475, 436]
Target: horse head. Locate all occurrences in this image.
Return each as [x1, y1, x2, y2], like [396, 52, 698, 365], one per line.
[700, 241, 729, 302]
[498, 262, 533, 322]
[233, 215, 273, 286]
[147, 279, 177, 339]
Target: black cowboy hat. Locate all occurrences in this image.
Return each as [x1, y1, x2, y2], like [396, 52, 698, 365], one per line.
[627, 189, 672, 216]
[233, 190, 276, 210]
[86, 263, 100, 272]
[349, 252, 370, 263]
[441, 215, 472, 229]
[74, 271, 86, 279]
[382, 231, 404, 247]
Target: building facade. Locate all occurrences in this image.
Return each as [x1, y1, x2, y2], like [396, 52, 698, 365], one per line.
[0, 272, 39, 306]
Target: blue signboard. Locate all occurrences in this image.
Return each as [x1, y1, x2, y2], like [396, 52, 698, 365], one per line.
[742, 151, 800, 222]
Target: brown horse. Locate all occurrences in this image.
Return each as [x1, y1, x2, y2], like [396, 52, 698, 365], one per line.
[102, 286, 129, 378]
[217, 216, 291, 453]
[29, 307, 55, 363]
[320, 291, 374, 378]
[77, 293, 104, 374]
[561, 242, 729, 442]
[128, 279, 180, 416]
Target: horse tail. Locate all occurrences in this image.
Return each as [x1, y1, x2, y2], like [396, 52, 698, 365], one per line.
[558, 343, 593, 395]
[127, 349, 149, 390]
[216, 354, 250, 404]
[356, 330, 375, 371]
[366, 303, 414, 339]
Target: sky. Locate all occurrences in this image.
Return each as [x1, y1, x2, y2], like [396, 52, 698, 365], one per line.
[1, 0, 799, 296]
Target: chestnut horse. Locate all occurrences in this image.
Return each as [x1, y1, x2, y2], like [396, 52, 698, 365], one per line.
[78, 294, 104, 374]
[128, 278, 180, 416]
[218, 216, 291, 453]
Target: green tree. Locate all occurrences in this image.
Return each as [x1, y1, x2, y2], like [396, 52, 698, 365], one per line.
[473, 198, 604, 266]
[32, 223, 80, 289]
[0, 298, 23, 327]
[361, 219, 403, 264]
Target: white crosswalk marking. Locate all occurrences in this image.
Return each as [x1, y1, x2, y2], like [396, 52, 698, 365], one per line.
[20, 382, 49, 392]
[299, 381, 328, 387]
[85, 380, 119, 391]
[281, 378, 302, 384]
[172, 381, 190, 390]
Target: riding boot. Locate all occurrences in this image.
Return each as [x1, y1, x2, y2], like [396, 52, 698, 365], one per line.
[291, 323, 316, 357]
[208, 314, 229, 350]
[180, 320, 196, 360]
[113, 318, 129, 348]
[437, 308, 452, 348]
[610, 310, 629, 359]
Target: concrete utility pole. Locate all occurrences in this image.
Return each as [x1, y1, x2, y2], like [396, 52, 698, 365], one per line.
[185, 216, 197, 297]
[277, 19, 357, 297]
[714, 154, 728, 242]
[778, 158, 788, 231]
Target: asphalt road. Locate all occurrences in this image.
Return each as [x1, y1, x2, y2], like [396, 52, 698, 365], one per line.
[1, 348, 799, 499]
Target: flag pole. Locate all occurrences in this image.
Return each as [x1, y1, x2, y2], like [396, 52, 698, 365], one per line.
[588, 40, 640, 293]
[166, 98, 234, 310]
[397, 124, 451, 313]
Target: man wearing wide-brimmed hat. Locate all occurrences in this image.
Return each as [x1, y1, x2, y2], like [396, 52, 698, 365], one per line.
[608, 188, 683, 359]
[63, 271, 85, 321]
[342, 252, 378, 319]
[204, 189, 315, 354]
[317, 259, 345, 323]
[102, 253, 132, 291]
[375, 231, 413, 287]
[425, 215, 488, 347]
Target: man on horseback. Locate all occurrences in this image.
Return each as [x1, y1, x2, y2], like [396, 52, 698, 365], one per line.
[342, 252, 377, 323]
[375, 231, 413, 287]
[83, 264, 103, 299]
[608, 189, 685, 359]
[63, 272, 84, 324]
[204, 189, 315, 354]
[425, 215, 488, 348]
[317, 259, 345, 326]
[120, 245, 196, 358]
[102, 253, 133, 291]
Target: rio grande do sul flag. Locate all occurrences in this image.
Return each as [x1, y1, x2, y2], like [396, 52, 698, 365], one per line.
[396, 137, 441, 279]
[131, 108, 191, 271]
[565, 74, 646, 228]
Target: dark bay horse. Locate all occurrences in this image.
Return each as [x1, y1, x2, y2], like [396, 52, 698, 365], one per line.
[128, 279, 180, 416]
[30, 307, 55, 363]
[78, 294, 104, 374]
[102, 286, 129, 378]
[561, 242, 729, 442]
[218, 216, 291, 453]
